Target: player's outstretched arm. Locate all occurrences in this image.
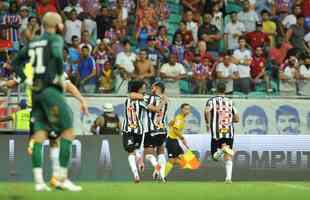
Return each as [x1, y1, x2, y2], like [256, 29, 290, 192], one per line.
[65, 81, 89, 115]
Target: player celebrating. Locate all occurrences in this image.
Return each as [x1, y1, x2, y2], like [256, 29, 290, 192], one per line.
[164, 103, 191, 180]
[10, 12, 81, 191]
[205, 82, 239, 183]
[130, 81, 168, 181]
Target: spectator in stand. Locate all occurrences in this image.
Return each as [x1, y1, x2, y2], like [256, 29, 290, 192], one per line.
[216, 53, 239, 94]
[261, 10, 277, 48]
[93, 39, 110, 79]
[192, 54, 213, 94]
[1, 1, 21, 50]
[115, 39, 136, 94]
[83, 13, 97, 46]
[286, 15, 309, 55]
[65, 9, 83, 45]
[78, 45, 97, 93]
[21, 16, 40, 45]
[155, 25, 170, 61]
[224, 11, 246, 52]
[160, 53, 186, 95]
[255, 0, 273, 14]
[136, 19, 155, 49]
[196, 40, 214, 62]
[175, 21, 194, 50]
[246, 22, 269, 50]
[301, 0, 310, 17]
[305, 31, 310, 54]
[274, 0, 294, 15]
[115, 0, 129, 25]
[96, 6, 114, 40]
[250, 46, 272, 92]
[282, 4, 302, 30]
[279, 56, 299, 96]
[232, 36, 252, 94]
[64, 0, 84, 16]
[133, 48, 155, 86]
[211, 2, 224, 34]
[184, 10, 198, 44]
[238, 0, 260, 33]
[269, 37, 292, 67]
[198, 13, 222, 59]
[19, 6, 29, 33]
[299, 54, 310, 96]
[182, 0, 201, 13]
[68, 35, 81, 85]
[146, 36, 161, 73]
[155, 0, 170, 27]
[170, 32, 186, 66]
[36, 0, 57, 17]
[136, 0, 157, 30]
[79, 30, 93, 53]
[98, 60, 114, 93]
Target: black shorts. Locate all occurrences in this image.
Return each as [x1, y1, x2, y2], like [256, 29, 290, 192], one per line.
[166, 137, 184, 159]
[122, 132, 143, 152]
[144, 132, 167, 148]
[211, 138, 234, 157]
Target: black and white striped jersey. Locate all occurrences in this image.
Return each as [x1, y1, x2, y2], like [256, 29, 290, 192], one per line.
[144, 95, 168, 134]
[122, 97, 148, 134]
[205, 96, 237, 140]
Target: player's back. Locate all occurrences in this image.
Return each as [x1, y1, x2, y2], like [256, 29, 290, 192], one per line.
[206, 96, 236, 139]
[27, 33, 64, 93]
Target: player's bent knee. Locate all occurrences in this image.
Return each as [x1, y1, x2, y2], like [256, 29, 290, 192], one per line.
[157, 145, 165, 155]
[224, 154, 232, 161]
[32, 130, 48, 143]
[49, 139, 59, 147]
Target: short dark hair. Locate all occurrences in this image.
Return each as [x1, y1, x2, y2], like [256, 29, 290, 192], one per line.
[128, 80, 145, 93]
[216, 82, 226, 93]
[238, 36, 246, 42]
[276, 105, 300, 123]
[71, 35, 79, 41]
[122, 39, 131, 46]
[81, 45, 89, 50]
[180, 103, 190, 109]
[153, 81, 165, 93]
[261, 10, 270, 15]
[242, 106, 268, 126]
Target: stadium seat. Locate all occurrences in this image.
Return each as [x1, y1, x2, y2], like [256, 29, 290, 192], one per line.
[180, 80, 192, 94]
[168, 14, 182, 24]
[248, 91, 267, 98]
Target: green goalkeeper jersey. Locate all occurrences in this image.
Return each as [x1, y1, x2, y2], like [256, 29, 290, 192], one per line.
[12, 32, 65, 93]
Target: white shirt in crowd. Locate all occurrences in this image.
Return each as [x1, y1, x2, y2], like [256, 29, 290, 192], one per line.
[83, 18, 97, 38]
[280, 66, 297, 93]
[282, 14, 297, 29]
[233, 49, 252, 78]
[115, 52, 137, 73]
[299, 65, 310, 96]
[65, 19, 82, 44]
[186, 21, 198, 43]
[224, 21, 246, 50]
[160, 62, 186, 95]
[64, 4, 84, 14]
[237, 10, 260, 32]
[216, 62, 239, 93]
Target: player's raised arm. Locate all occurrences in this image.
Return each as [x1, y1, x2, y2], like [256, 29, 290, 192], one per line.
[64, 80, 89, 115]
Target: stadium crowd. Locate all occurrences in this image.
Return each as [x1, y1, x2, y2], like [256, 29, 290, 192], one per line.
[0, 0, 310, 96]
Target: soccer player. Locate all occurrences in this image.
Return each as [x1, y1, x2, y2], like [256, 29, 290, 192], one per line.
[164, 103, 191, 180]
[9, 12, 81, 191]
[130, 81, 168, 181]
[205, 82, 240, 183]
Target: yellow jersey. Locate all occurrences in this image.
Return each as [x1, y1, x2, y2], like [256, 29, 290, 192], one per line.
[263, 20, 277, 48]
[168, 114, 186, 139]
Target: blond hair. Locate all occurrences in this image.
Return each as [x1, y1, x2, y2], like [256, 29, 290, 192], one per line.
[42, 12, 62, 29]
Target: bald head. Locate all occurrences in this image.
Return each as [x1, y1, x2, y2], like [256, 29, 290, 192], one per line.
[42, 12, 63, 31]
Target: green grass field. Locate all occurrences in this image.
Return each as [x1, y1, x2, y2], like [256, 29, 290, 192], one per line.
[1, 182, 310, 200]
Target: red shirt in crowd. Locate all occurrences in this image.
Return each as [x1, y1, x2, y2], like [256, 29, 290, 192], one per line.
[180, 30, 193, 47]
[269, 42, 292, 66]
[250, 56, 266, 78]
[302, 0, 310, 17]
[36, 3, 57, 17]
[246, 31, 269, 50]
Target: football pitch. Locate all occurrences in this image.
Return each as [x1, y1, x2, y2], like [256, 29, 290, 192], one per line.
[0, 182, 310, 200]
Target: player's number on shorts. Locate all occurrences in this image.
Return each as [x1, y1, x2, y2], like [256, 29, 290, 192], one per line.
[28, 47, 45, 74]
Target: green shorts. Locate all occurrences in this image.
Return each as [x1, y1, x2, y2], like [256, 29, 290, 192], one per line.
[31, 87, 73, 138]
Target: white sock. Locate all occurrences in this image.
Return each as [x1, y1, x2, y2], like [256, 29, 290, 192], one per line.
[128, 154, 139, 178]
[157, 154, 166, 178]
[33, 168, 44, 185]
[135, 149, 143, 162]
[50, 147, 60, 178]
[225, 160, 233, 181]
[145, 154, 158, 167]
[59, 167, 68, 181]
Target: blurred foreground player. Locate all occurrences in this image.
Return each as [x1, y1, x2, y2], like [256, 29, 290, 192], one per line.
[164, 103, 191, 180]
[205, 82, 240, 183]
[9, 12, 82, 191]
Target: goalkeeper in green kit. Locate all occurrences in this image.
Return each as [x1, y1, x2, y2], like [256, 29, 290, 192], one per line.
[9, 12, 82, 192]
